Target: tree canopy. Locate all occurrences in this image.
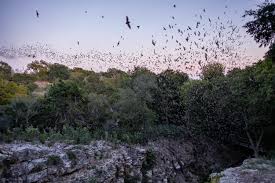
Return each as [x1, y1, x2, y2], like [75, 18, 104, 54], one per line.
[243, 2, 275, 47]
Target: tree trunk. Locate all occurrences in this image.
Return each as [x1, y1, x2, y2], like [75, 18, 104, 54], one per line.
[246, 129, 264, 158]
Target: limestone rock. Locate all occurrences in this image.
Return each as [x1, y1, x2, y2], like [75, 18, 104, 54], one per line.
[209, 158, 275, 183]
[0, 139, 236, 183]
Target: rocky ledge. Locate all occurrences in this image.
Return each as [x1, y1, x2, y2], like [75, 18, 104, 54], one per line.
[209, 158, 275, 183]
[0, 139, 235, 183]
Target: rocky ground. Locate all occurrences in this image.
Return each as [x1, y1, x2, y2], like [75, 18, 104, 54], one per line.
[209, 158, 275, 183]
[0, 138, 237, 183]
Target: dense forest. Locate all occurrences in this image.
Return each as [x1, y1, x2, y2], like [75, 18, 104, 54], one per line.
[0, 55, 274, 158]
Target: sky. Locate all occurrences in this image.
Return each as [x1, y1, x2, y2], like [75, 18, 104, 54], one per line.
[0, 0, 270, 74]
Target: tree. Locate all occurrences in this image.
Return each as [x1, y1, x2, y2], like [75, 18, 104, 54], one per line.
[201, 62, 225, 80]
[0, 106, 12, 132]
[243, 2, 275, 63]
[159, 70, 189, 87]
[7, 97, 38, 128]
[183, 60, 274, 157]
[183, 78, 239, 141]
[12, 73, 37, 92]
[33, 80, 85, 130]
[100, 70, 130, 96]
[48, 63, 70, 81]
[0, 61, 12, 80]
[0, 79, 28, 105]
[229, 59, 274, 157]
[26, 60, 49, 80]
[114, 88, 156, 131]
[265, 42, 275, 63]
[131, 70, 158, 104]
[130, 67, 155, 78]
[85, 93, 112, 130]
[101, 68, 128, 78]
[153, 70, 188, 125]
[70, 67, 90, 83]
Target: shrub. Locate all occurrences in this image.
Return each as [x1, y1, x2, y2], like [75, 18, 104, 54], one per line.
[47, 155, 63, 166]
[21, 126, 40, 142]
[62, 126, 92, 144]
[89, 177, 97, 183]
[0, 79, 28, 105]
[66, 151, 77, 161]
[142, 149, 156, 171]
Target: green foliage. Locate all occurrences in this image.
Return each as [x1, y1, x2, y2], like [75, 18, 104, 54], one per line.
[1, 57, 274, 158]
[201, 62, 225, 80]
[12, 73, 35, 83]
[36, 80, 85, 129]
[48, 63, 70, 81]
[207, 174, 222, 183]
[141, 149, 156, 182]
[85, 93, 112, 130]
[265, 43, 275, 62]
[0, 107, 12, 132]
[183, 59, 274, 156]
[159, 69, 189, 87]
[69, 67, 91, 85]
[142, 149, 156, 171]
[84, 72, 106, 94]
[180, 80, 202, 103]
[62, 126, 91, 144]
[153, 69, 188, 125]
[66, 151, 77, 161]
[92, 124, 185, 144]
[130, 67, 155, 78]
[21, 126, 41, 142]
[114, 88, 156, 131]
[66, 150, 77, 165]
[183, 78, 235, 141]
[6, 97, 38, 128]
[29, 164, 44, 173]
[27, 60, 49, 80]
[88, 177, 97, 183]
[0, 61, 12, 80]
[47, 155, 62, 166]
[102, 68, 128, 78]
[12, 73, 37, 92]
[0, 126, 92, 144]
[243, 2, 275, 47]
[0, 79, 28, 105]
[131, 70, 158, 103]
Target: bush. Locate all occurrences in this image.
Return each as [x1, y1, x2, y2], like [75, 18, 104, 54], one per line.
[0, 110, 12, 132]
[48, 63, 70, 81]
[89, 177, 97, 183]
[0, 79, 28, 105]
[66, 151, 77, 161]
[114, 88, 156, 132]
[22, 126, 40, 141]
[62, 126, 92, 144]
[142, 149, 156, 171]
[141, 149, 156, 182]
[47, 155, 63, 166]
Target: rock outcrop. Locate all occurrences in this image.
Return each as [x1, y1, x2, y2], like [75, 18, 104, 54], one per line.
[209, 158, 275, 183]
[0, 139, 236, 183]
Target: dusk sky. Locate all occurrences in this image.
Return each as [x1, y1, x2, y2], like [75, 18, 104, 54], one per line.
[0, 0, 270, 74]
